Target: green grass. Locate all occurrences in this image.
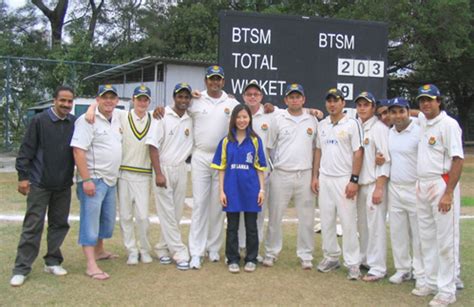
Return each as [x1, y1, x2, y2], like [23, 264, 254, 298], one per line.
[1, 221, 473, 306]
[462, 197, 474, 207]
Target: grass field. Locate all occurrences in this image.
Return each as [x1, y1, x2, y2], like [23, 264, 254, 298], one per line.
[1, 222, 473, 306]
[1, 155, 474, 305]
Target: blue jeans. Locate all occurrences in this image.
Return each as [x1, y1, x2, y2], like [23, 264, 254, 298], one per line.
[77, 179, 116, 246]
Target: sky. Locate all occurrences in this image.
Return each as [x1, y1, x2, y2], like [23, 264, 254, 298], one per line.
[6, 0, 26, 9]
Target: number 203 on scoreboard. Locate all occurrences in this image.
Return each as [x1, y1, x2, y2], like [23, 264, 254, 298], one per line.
[337, 58, 384, 78]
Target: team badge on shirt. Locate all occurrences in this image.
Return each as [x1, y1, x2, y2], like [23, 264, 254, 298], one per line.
[261, 123, 268, 131]
[224, 108, 230, 115]
[307, 128, 313, 136]
[246, 152, 254, 164]
[337, 130, 346, 138]
[184, 128, 190, 136]
[364, 137, 370, 145]
[428, 136, 436, 145]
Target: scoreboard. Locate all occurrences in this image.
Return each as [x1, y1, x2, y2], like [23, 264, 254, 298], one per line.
[218, 11, 388, 110]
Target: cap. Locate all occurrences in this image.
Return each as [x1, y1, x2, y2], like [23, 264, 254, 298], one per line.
[133, 85, 151, 99]
[354, 91, 376, 104]
[98, 84, 118, 97]
[244, 79, 262, 92]
[174, 82, 193, 94]
[325, 88, 344, 100]
[285, 83, 305, 96]
[206, 65, 224, 78]
[376, 98, 390, 107]
[416, 84, 441, 100]
[388, 97, 410, 109]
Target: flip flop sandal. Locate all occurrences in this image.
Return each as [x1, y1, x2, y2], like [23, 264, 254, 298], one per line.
[96, 253, 119, 261]
[362, 273, 384, 282]
[85, 271, 110, 281]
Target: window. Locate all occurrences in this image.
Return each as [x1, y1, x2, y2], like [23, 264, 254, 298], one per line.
[143, 65, 155, 82]
[126, 69, 142, 82]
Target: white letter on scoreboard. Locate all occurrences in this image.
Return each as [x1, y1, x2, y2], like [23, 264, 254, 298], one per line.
[232, 27, 241, 43]
[338, 58, 353, 76]
[319, 33, 327, 48]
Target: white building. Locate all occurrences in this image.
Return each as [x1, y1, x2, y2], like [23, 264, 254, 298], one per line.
[83, 56, 212, 109]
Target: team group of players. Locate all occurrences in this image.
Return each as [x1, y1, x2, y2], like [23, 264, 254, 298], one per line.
[10, 65, 464, 306]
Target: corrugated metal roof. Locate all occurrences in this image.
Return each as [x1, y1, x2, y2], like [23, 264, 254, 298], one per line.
[83, 56, 214, 81]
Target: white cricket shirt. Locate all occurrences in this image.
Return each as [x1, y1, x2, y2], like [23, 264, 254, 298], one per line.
[146, 106, 193, 166]
[317, 114, 363, 177]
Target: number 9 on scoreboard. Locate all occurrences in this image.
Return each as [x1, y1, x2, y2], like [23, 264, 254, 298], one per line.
[337, 83, 353, 100]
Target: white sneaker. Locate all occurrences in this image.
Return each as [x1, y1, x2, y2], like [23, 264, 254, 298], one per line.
[176, 261, 190, 271]
[262, 257, 275, 267]
[190, 256, 202, 269]
[317, 258, 340, 273]
[429, 293, 456, 306]
[140, 252, 153, 264]
[208, 251, 220, 262]
[347, 265, 361, 280]
[44, 265, 68, 276]
[411, 286, 437, 297]
[10, 275, 26, 287]
[127, 253, 139, 265]
[228, 263, 240, 273]
[159, 256, 172, 265]
[244, 262, 256, 272]
[389, 271, 412, 284]
[301, 260, 313, 270]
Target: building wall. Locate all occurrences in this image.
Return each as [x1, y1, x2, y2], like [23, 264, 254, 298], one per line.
[164, 64, 207, 106]
[112, 81, 163, 109]
[110, 63, 207, 109]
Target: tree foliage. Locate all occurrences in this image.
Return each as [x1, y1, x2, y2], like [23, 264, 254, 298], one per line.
[1, 0, 474, 148]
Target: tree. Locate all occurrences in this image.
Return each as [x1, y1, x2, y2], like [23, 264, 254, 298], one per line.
[32, 0, 69, 48]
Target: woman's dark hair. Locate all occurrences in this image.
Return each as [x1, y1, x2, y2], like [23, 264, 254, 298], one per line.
[53, 85, 74, 98]
[227, 104, 258, 143]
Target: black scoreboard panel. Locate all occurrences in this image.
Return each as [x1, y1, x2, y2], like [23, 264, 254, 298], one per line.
[218, 11, 388, 110]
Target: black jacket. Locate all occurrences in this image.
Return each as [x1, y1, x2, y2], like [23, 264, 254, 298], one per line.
[15, 108, 76, 190]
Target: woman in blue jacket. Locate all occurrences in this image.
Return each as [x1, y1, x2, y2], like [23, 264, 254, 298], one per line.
[211, 104, 266, 273]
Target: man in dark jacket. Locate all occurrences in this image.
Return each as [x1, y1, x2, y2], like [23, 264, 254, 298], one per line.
[10, 86, 76, 287]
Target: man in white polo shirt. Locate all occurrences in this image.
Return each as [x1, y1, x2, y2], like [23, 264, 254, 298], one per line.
[263, 83, 318, 270]
[147, 83, 194, 270]
[188, 66, 240, 269]
[85, 85, 154, 266]
[411, 84, 463, 307]
[386, 98, 425, 288]
[354, 91, 390, 282]
[71, 84, 122, 280]
[312, 88, 363, 280]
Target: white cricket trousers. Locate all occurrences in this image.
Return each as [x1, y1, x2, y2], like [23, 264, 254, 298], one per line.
[416, 178, 460, 296]
[264, 169, 315, 261]
[388, 181, 425, 283]
[188, 149, 225, 257]
[238, 176, 269, 249]
[153, 164, 190, 262]
[319, 174, 360, 266]
[356, 183, 387, 277]
[117, 177, 151, 255]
